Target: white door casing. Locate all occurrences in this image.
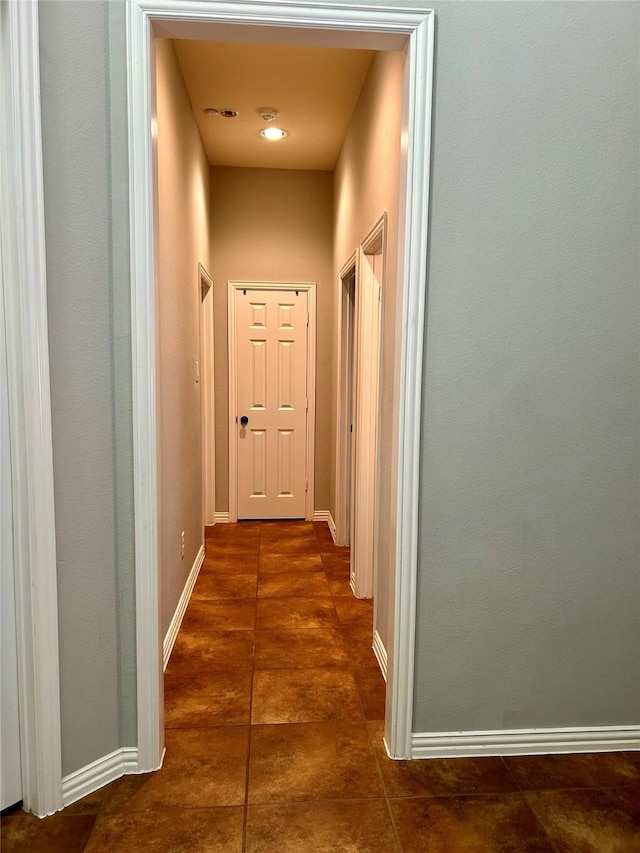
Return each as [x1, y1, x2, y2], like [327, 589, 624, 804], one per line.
[229, 282, 316, 521]
[350, 216, 385, 600]
[1, 0, 63, 816]
[335, 254, 357, 548]
[127, 0, 434, 765]
[1, 277, 22, 812]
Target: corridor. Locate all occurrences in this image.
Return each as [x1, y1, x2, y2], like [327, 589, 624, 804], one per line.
[2, 522, 639, 851]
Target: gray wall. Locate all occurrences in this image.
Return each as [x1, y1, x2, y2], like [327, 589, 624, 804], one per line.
[37, 0, 638, 776]
[39, 0, 136, 775]
[415, 0, 640, 732]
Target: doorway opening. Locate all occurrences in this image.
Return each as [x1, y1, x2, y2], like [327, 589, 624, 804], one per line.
[335, 255, 357, 548]
[128, 0, 434, 767]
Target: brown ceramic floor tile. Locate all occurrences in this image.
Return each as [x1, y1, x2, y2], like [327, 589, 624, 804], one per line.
[342, 626, 378, 667]
[334, 595, 374, 630]
[85, 806, 244, 852]
[181, 598, 256, 632]
[192, 571, 257, 601]
[260, 536, 319, 555]
[166, 629, 254, 673]
[354, 666, 387, 720]
[248, 721, 383, 804]
[0, 813, 95, 853]
[251, 668, 363, 724]
[260, 521, 315, 539]
[526, 786, 640, 852]
[100, 728, 249, 811]
[321, 552, 352, 575]
[201, 553, 260, 574]
[254, 627, 349, 669]
[257, 572, 330, 598]
[390, 794, 554, 852]
[164, 669, 252, 727]
[246, 799, 399, 852]
[208, 521, 261, 539]
[259, 552, 324, 574]
[368, 721, 519, 798]
[504, 751, 640, 791]
[256, 597, 338, 630]
[327, 574, 353, 596]
[206, 539, 261, 558]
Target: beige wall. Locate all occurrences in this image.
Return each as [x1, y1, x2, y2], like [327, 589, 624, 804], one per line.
[210, 166, 333, 513]
[333, 51, 405, 653]
[156, 39, 211, 635]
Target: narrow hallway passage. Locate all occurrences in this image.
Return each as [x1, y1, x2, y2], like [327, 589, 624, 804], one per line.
[2, 522, 638, 851]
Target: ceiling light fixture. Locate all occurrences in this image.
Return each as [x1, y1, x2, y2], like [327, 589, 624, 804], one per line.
[260, 127, 287, 141]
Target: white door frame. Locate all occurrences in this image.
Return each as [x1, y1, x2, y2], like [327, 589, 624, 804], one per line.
[350, 214, 386, 601]
[228, 281, 316, 523]
[127, 0, 434, 762]
[199, 263, 215, 527]
[334, 253, 357, 547]
[0, 0, 63, 816]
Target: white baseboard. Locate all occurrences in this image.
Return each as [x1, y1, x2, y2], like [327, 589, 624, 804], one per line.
[411, 725, 640, 759]
[214, 512, 230, 523]
[163, 544, 204, 670]
[372, 630, 388, 682]
[62, 747, 139, 808]
[313, 510, 337, 542]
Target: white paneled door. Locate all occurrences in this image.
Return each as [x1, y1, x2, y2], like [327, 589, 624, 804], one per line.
[233, 286, 311, 519]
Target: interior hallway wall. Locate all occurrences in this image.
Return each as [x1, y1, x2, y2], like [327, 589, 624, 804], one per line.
[156, 39, 212, 636]
[38, 0, 136, 776]
[415, 0, 640, 733]
[210, 166, 333, 514]
[333, 51, 405, 655]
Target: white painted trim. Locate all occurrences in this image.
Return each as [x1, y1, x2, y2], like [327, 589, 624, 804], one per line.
[372, 630, 388, 683]
[327, 511, 337, 543]
[213, 512, 231, 524]
[62, 748, 140, 809]
[127, 0, 164, 776]
[128, 0, 434, 772]
[228, 281, 316, 522]
[411, 726, 640, 759]
[1, 0, 63, 817]
[163, 545, 204, 670]
[387, 8, 435, 761]
[313, 510, 338, 541]
[334, 253, 357, 548]
[351, 215, 386, 601]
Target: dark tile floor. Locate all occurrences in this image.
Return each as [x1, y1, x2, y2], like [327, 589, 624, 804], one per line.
[2, 521, 639, 851]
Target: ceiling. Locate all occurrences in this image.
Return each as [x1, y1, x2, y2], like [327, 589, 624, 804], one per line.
[172, 39, 374, 171]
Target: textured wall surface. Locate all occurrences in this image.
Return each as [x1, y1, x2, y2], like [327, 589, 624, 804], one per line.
[39, 0, 136, 775]
[36, 0, 638, 776]
[155, 39, 211, 635]
[210, 166, 334, 513]
[333, 51, 404, 655]
[415, 0, 640, 732]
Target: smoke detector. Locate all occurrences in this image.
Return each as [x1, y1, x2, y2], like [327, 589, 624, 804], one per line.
[258, 107, 278, 122]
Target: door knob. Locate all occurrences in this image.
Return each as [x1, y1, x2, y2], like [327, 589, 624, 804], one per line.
[240, 415, 249, 426]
